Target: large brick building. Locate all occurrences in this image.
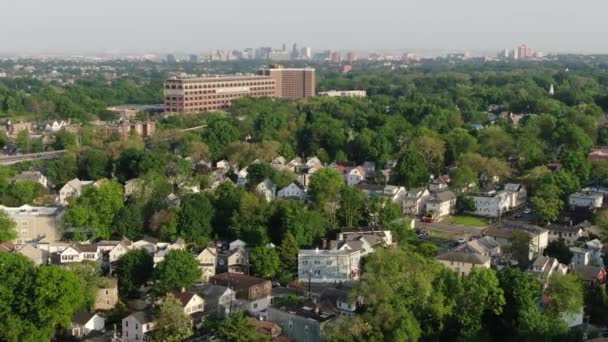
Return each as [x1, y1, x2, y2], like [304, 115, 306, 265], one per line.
[163, 65, 315, 113]
[164, 75, 276, 113]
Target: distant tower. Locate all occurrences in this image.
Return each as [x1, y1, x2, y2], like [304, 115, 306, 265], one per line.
[166, 54, 177, 64]
[291, 43, 299, 60]
[549, 84, 555, 96]
[282, 43, 287, 52]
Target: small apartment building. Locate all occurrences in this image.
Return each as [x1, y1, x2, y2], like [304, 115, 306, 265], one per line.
[425, 190, 456, 219]
[298, 248, 362, 283]
[570, 247, 591, 266]
[94, 278, 118, 311]
[435, 251, 491, 276]
[545, 223, 586, 246]
[483, 223, 549, 259]
[210, 273, 272, 314]
[2, 205, 63, 245]
[267, 304, 335, 342]
[197, 246, 217, 282]
[569, 191, 603, 209]
[402, 188, 431, 216]
[468, 184, 526, 218]
[122, 311, 156, 342]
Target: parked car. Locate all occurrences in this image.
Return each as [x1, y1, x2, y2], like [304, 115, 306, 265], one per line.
[523, 208, 532, 214]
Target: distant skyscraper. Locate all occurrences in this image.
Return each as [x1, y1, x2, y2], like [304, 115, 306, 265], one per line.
[346, 52, 357, 62]
[189, 54, 198, 63]
[301, 47, 312, 60]
[329, 51, 341, 63]
[166, 54, 177, 64]
[516, 44, 533, 59]
[291, 43, 299, 60]
[282, 43, 287, 52]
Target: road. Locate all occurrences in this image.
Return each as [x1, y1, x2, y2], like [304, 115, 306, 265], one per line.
[0, 150, 66, 165]
[415, 219, 486, 240]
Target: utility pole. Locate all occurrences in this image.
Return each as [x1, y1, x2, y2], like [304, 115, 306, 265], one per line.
[308, 269, 312, 300]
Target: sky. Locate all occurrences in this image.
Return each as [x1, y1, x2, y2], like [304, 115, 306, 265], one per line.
[1, 0, 607, 55]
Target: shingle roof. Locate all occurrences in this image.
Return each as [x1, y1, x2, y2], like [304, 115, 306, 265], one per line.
[210, 273, 268, 290]
[436, 251, 490, 265]
[571, 265, 605, 282]
[73, 311, 95, 325]
[170, 290, 196, 307]
[131, 310, 155, 324]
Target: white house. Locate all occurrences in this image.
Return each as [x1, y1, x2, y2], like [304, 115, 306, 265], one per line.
[122, 311, 156, 342]
[469, 184, 526, 218]
[60, 244, 101, 264]
[425, 190, 456, 219]
[277, 181, 306, 200]
[346, 166, 366, 186]
[529, 256, 568, 285]
[306, 157, 323, 168]
[229, 239, 247, 251]
[109, 238, 134, 262]
[568, 191, 603, 209]
[298, 248, 362, 283]
[503, 183, 527, 207]
[586, 239, 604, 267]
[255, 179, 276, 202]
[545, 223, 586, 246]
[170, 289, 205, 326]
[435, 251, 491, 276]
[58, 178, 95, 205]
[237, 167, 249, 186]
[9, 170, 48, 188]
[402, 188, 431, 216]
[570, 247, 591, 266]
[216, 160, 231, 170]
[380, 185, 407, 204]
[197, 247, 217, 282]
[71, 312, 105, 338]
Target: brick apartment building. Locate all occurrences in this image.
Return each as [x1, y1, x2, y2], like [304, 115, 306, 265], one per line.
[164, 75, 276, 113]
[163, 65, 315, 113]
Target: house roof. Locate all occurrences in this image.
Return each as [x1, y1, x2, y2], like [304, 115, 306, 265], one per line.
[428, 190, 456, 203]
[436, 251, 490, 265]
[210, 273, 268, 290]
[0, 242, 15, 252]
[252, 318, 280, 336]
[73, 311, 95, 325]
[194, 284, 232, 299]
[72, 243, 99, 253]
[571, 265, 605, 282]
[458, 236, 500, 254]
[9, 171, 45, 184]
[130, 310, 155, 324]
[484, 222, 547, 239]
[170, 290, 196, 307]
[16, 244, 47, 264]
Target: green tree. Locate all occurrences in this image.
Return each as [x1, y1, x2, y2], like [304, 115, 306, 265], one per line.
[543, 239, 574, 265]
[545, 273, 584, 316]
[457, 268, 505, 337]
[246, 162, 277, 188]
[154, 249, 201, 294]
[392, 150, 429, 187]
[250, 246, 281, 279]
[155, 293, 193, 342]
[177, 193, 215, 246]
[0, 208, 17, 242]
[64, 260, 103, 308]
[111, 203, 144, 240]
[510, 230, 532, 268]
[531, 183, 563, 225]
[116, 249, 154, 299]
[456, 194, 476, 213]
[218, 312, 270, 342]
[278, 232, 299, 274]
[0, 130, 8, 148]
[308, 168, 345, 208]
[15, 130, 32, 153]
[0, 253, 86, 341]
[53, 128, 77, 150]
[337, 185, 366, 227]
[78, 148, 110, 180]
[203, 118, 241, 159]
[115, 148, 165, 182]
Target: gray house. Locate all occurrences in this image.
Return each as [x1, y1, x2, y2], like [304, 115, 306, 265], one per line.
[267, 303, 336, 342]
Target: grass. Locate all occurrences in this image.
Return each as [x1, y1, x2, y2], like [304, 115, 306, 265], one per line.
[448, 215, 489, 228]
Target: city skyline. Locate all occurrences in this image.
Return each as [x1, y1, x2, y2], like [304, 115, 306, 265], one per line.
[2, 0, 608, 55]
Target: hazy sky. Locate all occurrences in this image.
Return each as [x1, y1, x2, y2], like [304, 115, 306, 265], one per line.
[1, 0, 607, 54]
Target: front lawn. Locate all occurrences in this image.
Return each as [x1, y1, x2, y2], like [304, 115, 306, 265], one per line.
[448, 215, 489, 228]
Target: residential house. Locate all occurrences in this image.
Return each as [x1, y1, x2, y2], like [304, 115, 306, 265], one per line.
[336, 229, 394, 246]
[298, 248, 362, 283]
[380, 185, 407, 205]
[545, 223, 586, 246]
[59, 178, 95, 205]
[425, 190, 456, 219]
[170, 289, 205, 326]
[216, 160, 232, 170]
[9, 170, 48, 188]
[503, 183, 527, 207]
[193, 283, 236, 318]
[285, 157, 303, 171]
[318, 287, 359, 317]
[267, 303, 336, 342]
[306, 157, 323, 169]
[528, 256, 568, 286]
[229, 239, 247, 250]
[70, 312, 105, 338]
[588, 147, 608, 162]
[60, 244, 101, 264]
[483, 223, 549, 258]
[197, 246, 217, 281]
[456, 236, 501, 257]
[1, 205, 63, 245]
[16, 244, 50, 265]
[435, 251, 491, 276]
[586, 239, 604, 267]
[255, 179, 277, 202]
[122, 310, 156, 342]
[355, 183, 384, 197]
[346, 166, 366, 185]
[237, 167, 249, 186]
[277, 181, 306, 200]
[210, 273, 272, 314]
[227, 247, 249, 274]
[468, 184, 526, 218]
[402, 188, 431, 216]
[570, 265, 606, 285]
[108, 237, 134, 263]
[271, 156, 287, 171]
[570, 247, 591, 266]
[568, 191, 603, 209]
[94, 278, 119, 311]
[429, 176, 449, 193]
